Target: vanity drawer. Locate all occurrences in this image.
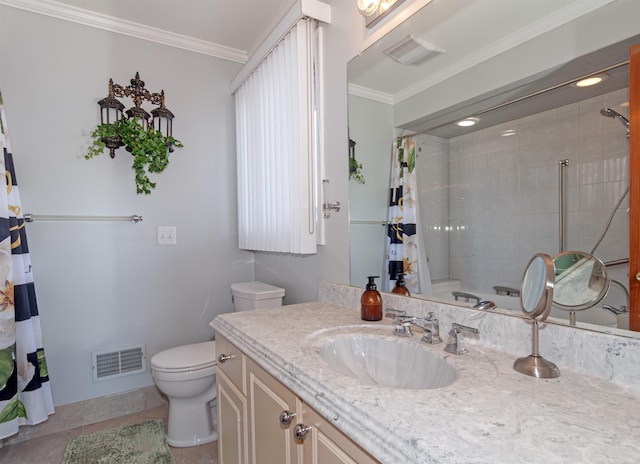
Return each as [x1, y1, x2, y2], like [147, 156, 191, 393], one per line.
[216, 333, 246, 394]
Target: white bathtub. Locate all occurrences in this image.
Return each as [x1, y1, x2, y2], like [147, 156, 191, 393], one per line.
[431, 279, 628, 329]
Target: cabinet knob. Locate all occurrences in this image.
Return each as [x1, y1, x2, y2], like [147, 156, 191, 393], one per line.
[279, 410, 296, 426]
[293, 424, 312, 441]
[636, 272, 640, 282]
[217, 353, 233, 363]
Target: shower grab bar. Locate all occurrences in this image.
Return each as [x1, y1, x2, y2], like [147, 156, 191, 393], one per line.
[604, 258, 629, 266]
[24, 213, 143, 223]
[492, 286, 520, 297]
[452, 291, 481, 305]
[350, 220, 391, 226]
[558, 159, 569, 253]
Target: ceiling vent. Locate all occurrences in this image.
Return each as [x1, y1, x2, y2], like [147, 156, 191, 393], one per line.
[383, 35, 445, 66]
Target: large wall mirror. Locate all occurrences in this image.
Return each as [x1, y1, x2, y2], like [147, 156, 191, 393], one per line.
[347, 0, 640, 334]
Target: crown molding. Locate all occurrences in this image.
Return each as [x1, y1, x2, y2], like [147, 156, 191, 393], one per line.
[348, 83, 394, 105]
[0, 0, 248, 63]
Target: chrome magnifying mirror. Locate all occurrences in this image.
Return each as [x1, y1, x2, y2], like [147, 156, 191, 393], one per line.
[513, 253, 560, 379]
[552, 251, 610, 325]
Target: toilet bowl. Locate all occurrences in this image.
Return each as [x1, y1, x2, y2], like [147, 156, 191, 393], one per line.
[151, 281, 285, 447]
[151, 341, 217, 447]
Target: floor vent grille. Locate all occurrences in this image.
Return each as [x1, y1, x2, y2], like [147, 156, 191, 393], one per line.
[92, 345, 145, 382]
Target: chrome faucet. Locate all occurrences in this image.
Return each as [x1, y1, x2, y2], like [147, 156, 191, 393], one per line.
[384, 309, 442, 344]
[392, 315, 418, 337]
[604, 279, 629, 315]
[415, 312, 442, 344]
[602, 304, 628, 315]
[444, 323, 479, 355]
[473, 300, 497, 311]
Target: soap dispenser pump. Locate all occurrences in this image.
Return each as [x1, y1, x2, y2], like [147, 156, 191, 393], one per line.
[361, 276, 383, 321]
[391, 273, 411, 297]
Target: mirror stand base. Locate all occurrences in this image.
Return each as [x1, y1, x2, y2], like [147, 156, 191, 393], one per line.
[513, 355, 560, 379]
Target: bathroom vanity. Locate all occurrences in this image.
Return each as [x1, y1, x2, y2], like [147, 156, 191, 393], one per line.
[211, 282, 640, 464]
[215, 333, 378, 463]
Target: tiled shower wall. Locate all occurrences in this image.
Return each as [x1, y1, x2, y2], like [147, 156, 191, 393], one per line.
[417, 88, 629, 293]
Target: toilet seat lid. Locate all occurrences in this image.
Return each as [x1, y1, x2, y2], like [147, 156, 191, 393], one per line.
[151, 341, 216, 371]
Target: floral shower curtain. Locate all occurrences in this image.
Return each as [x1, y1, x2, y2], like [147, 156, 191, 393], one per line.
[0, 89, 54, 439]
[385, 138, 432, 295]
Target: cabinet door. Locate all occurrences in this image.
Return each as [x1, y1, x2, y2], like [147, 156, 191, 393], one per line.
[247, 358, 302, 464]
[216, 333, 246, 394]
[217, 370, 248, 464]
[301, 405, 379, 464]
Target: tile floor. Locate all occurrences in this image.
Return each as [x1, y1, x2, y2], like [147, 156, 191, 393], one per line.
[0, 404, 218, 464]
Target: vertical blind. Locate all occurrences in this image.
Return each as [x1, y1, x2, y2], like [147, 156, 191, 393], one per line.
[235, 18, 321, 254]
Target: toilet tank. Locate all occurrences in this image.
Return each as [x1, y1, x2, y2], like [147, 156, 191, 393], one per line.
[231, 281, 285, 311]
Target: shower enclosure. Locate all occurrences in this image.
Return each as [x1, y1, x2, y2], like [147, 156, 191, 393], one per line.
[417, 87, 630, 301]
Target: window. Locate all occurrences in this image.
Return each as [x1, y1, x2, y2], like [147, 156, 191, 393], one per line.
[235, 19, 322, 254]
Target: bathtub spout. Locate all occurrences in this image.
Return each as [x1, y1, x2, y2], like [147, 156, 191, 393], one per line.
[473, 300, 497, 311]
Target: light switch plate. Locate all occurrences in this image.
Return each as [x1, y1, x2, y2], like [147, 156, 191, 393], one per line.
[157, 226, 177, 245]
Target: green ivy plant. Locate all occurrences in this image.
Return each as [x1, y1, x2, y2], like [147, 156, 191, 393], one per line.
[349, 157, 365, 184]
[86, 117, 183, 194]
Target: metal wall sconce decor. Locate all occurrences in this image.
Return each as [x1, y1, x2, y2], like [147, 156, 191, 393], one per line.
[88, 72, 182, 194]
[349, 138, 365, 184]
[98, 72, 175, 158]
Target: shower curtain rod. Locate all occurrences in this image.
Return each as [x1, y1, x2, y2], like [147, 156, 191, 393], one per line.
[24, 213, 143, 223]
[396, 59, 630, 140]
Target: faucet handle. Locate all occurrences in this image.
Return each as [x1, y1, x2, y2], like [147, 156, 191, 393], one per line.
[384, 308, 406, 318]
[385, 308, 413, 336]
[418, 312, 442, 344]
[393, 317, 414, 337]
[444, 323, 479, 355]
[451, 323, 479, 335]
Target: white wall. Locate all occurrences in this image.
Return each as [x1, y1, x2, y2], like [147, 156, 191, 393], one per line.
[347, 94, 393, 288]
[0, 6, 254, 405]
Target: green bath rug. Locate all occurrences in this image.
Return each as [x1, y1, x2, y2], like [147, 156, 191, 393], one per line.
[62, 419, 174, 464]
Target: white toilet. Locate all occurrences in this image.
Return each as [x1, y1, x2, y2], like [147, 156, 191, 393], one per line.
[151, 281, 285, 447]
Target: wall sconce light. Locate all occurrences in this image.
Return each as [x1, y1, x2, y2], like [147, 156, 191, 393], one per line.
[98, 72, 174, 158]
[357, 0, 380, 16]
[357, 0, 406, 28]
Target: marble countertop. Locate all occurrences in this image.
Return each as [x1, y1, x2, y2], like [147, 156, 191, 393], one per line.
[211, 302, 640, 464]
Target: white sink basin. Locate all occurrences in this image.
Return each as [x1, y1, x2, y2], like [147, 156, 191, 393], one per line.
[316, 333, 457, 389]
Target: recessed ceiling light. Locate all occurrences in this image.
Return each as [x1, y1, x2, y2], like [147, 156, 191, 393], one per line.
[573, 74, 608, 87]
[456, 117, 479, 127]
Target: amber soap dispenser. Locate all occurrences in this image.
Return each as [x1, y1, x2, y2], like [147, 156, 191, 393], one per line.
[361, 276, 383, 321]
[391, 273, 411, 297]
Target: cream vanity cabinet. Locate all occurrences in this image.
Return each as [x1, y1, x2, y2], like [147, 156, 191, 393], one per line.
[216, 334, 379, 464]
[216, 333, 249, 464]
